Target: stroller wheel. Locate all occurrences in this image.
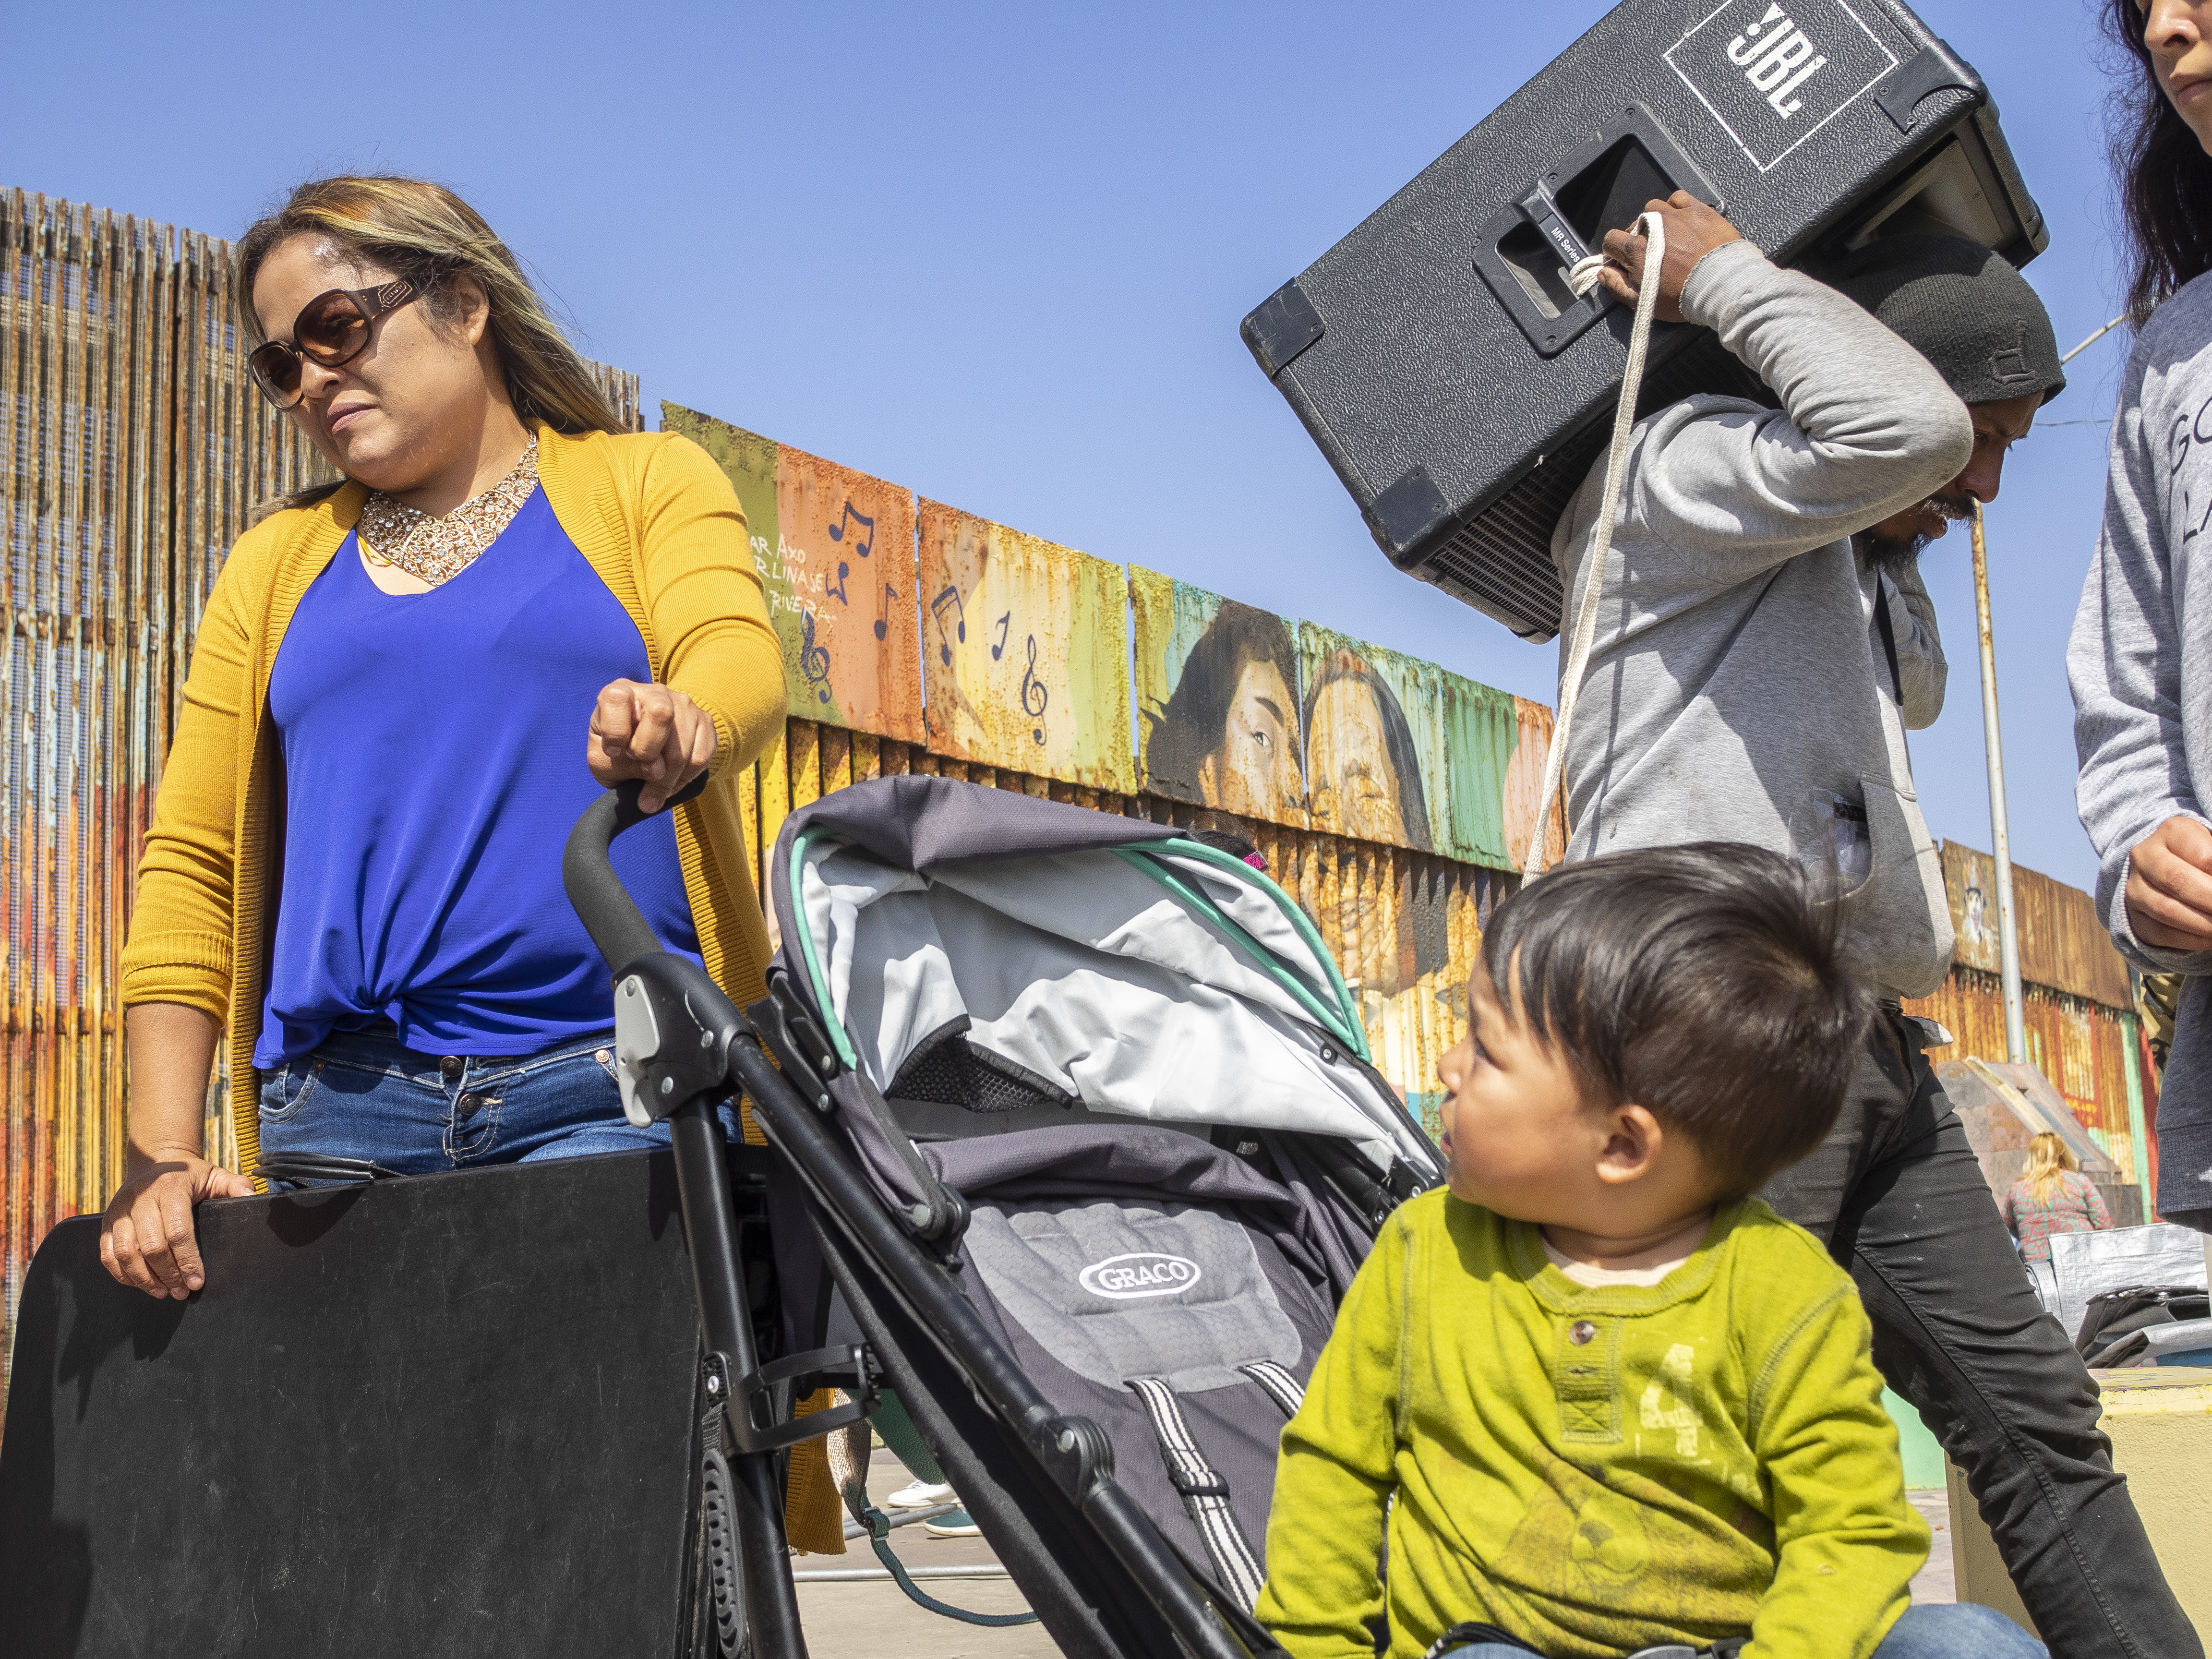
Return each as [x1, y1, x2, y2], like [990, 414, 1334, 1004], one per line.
[701, 1447, 747, 1657]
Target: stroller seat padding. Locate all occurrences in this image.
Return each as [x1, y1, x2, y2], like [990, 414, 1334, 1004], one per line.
[965, 1200, 1304, 1392]
[915, 1126, 1345, 1604]
[798, 838, 1424, 1168]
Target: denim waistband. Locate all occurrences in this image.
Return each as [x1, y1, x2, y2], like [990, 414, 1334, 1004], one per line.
[301, 1018, 617, 1069]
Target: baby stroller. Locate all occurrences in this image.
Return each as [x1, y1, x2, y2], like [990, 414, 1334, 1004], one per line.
[566, 772, 1441, 1658]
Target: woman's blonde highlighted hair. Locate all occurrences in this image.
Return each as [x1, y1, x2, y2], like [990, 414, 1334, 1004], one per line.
[2025, 1130, 2079, 1203]
[238, 175, 622, 511]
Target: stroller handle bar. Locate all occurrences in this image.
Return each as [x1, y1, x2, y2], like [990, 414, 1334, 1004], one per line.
[561, 774, 710, 974]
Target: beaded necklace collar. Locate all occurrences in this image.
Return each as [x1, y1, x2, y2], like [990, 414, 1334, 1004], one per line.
[358, 438, 540, 587]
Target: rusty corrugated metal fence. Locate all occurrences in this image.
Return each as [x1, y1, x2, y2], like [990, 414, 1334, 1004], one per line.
[0, 189, 641, 1404]
[1904, 841, 2157, 1208]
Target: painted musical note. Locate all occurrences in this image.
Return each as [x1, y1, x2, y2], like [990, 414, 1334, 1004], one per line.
[873, 582, 896, 642]
[825, 500, 875, 560]
[828, 561, 850, 605]
[800, 609, 832, 704]
[991, 611, 1011, 661]
[1020, 634, 1047, 745]
[930, 585, 966, 667]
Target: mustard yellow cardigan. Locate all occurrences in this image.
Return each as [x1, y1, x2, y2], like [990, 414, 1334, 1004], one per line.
[119, 425, 786, 1175]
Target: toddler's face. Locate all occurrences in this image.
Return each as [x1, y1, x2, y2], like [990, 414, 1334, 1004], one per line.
[1436, 967, 1606, 1222]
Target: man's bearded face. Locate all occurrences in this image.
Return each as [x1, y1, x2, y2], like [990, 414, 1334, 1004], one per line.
[1865, 492, 1973, 570]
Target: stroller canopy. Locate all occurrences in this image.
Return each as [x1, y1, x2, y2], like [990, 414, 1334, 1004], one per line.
[769, 776, 1435, 1178]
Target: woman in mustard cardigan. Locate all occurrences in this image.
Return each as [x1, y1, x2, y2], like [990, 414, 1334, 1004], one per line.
[100, 176, 785, 1299]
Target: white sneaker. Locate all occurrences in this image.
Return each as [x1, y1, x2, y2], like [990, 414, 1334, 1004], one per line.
[884, 1479, 957, 1509]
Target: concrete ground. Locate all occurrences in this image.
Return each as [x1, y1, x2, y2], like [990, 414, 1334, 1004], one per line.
[788, 1455, 1958, 1656]
[1908, 1488, 1958, 1605]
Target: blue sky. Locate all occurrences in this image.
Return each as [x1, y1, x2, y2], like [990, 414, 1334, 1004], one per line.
[6, 0, 2143, 894]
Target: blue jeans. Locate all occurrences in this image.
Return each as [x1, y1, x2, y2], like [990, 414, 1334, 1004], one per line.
[257, 1021, 734, 1175]
[1437, 1604, 2046, 1658]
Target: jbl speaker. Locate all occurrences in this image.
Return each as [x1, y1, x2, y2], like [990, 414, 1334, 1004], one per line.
[1242, 0, 2046, 641]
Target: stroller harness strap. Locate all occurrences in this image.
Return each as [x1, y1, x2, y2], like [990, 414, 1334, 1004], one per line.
[1238, 1358, 1306, 1418]
[1129, 1375, 1269, 1610]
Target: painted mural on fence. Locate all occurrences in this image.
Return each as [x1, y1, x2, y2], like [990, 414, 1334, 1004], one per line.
[663, 404, 923, 744]
[1297, 625, 1442, 854]
[1131, 572, 1563, 868]
[1130, 567, 1307, 827]
[917, 500, 1134, 792]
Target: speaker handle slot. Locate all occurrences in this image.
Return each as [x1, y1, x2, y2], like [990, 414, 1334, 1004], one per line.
[1474, 105, 1723, 360]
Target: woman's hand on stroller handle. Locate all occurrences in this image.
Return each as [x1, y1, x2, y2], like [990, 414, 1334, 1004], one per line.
[588, 679, 717, 815]
[563, 774, 712, 977]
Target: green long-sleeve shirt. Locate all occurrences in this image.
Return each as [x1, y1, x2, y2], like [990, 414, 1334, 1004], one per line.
[1256, 1192, 1924, 1659]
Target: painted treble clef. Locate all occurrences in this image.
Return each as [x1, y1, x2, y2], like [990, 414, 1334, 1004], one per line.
[1020, 633, 1047, 744]
[800, 609, 832, 703]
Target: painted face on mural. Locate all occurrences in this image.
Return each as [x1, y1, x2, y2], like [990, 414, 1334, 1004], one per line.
[1198, 655, 1301, 819]
[1307, 675, 1411, 847]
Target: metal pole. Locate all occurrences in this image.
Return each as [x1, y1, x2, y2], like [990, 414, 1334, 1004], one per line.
[1970, 501, 2028, 1064]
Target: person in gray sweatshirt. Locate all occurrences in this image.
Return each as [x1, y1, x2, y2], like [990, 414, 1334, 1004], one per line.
[1572, 195, 2199, 1658]
[2070, 0, 2212, 1245]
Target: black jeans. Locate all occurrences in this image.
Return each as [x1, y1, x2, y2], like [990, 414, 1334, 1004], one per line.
[2154, 976, 2212, 1232]
[1759, 1008, 2200, 1659]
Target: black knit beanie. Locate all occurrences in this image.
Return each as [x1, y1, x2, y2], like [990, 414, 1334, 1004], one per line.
[1827, 234, 2064, 407]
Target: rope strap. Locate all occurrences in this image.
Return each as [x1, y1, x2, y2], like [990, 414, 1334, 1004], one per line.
[1522, 210, 1669, 880]
[837, 1477, 1040, 1628]
[1129, 1374, 1268, 1610]
[1238, 1359, 1306, 1418]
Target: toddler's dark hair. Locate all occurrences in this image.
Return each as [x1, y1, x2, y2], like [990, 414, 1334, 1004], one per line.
[1479, 843, 1873, 1199]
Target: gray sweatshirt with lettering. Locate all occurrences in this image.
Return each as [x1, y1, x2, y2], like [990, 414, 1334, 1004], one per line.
[1553, 240, 1974, 998]
[2070, 272, 2212, 975]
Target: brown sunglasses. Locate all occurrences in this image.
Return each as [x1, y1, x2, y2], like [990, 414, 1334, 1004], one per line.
[247, 279, 419, 410]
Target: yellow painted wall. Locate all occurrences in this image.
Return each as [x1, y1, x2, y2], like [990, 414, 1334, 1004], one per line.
[1948, 1369, 2212, 1643]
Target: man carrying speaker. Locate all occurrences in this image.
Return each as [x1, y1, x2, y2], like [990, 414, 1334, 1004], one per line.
[1563, 192, 2200, 1658]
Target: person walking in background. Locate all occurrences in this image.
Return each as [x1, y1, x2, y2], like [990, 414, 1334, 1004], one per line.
[2005, 1133, 2114, 1263]
[2072, 0, 2212, 1239]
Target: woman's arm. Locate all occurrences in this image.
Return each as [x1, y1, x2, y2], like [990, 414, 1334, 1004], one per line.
[107, 536, 273, 1292]
[637, 434, 785, 772]
[588, 435, 785, 810]
[2082, 1175, 2112, 1230]
[101, 1004, 255, 1297]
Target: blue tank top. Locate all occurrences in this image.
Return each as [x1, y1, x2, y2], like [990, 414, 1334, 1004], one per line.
[254, 488, 700, 1067]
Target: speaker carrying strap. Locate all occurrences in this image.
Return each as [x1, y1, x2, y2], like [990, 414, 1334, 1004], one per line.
[1129, 1375, 1269, 1610]
[1521, 211, 1668, 880]
[1238, 1359, 1306, 1418]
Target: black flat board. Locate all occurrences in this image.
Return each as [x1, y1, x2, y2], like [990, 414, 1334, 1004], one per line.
[0, 1152, 703, 1659]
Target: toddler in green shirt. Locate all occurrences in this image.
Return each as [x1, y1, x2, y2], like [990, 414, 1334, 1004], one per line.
[1256, 845, 2043, 1659]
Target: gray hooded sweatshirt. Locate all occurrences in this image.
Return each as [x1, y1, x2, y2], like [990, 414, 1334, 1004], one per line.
[2069, 273, 2212, 976]
[1552, 240, 1975, 998]
[2069, 272, 2212, 1226]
